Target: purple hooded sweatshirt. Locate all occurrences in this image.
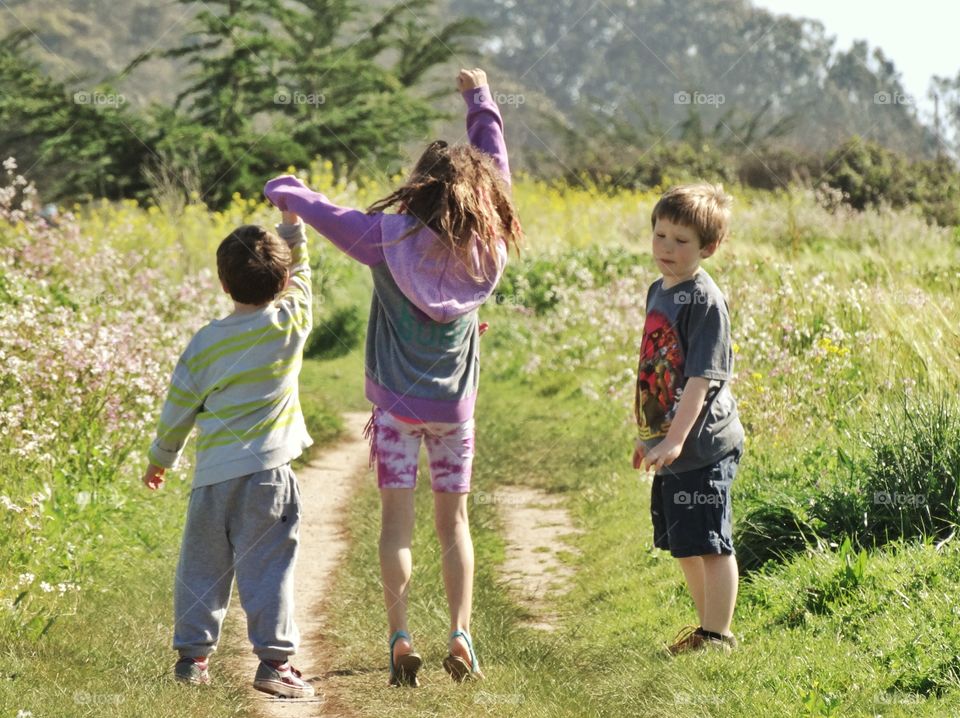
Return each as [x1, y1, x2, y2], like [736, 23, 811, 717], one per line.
[264, 85, 511, 423]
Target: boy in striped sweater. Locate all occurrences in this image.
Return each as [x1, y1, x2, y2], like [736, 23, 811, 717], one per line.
[142, 209, 315, 698]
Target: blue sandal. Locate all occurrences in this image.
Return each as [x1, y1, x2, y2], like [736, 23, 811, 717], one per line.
[388, 630, 422, 687]
[442, 629, 483, 682]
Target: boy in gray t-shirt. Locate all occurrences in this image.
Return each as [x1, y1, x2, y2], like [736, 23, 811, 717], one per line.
[632, 183, 745, 655]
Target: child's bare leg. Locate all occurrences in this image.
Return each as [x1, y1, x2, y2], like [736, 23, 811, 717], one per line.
[379, 488, 415, 658]
[701, 553, 738, 635]
[676, 556, 706, 624]
[433, 491, 474, 660]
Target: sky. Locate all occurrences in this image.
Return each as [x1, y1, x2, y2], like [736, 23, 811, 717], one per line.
[752, 0, 958, 119]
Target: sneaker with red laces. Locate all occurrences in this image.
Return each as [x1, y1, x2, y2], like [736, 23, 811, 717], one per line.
[174, 656, 210, 685]
[253, 659, 315, 698]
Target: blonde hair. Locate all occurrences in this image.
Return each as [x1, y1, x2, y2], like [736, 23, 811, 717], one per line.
[651, 183, 732, 248]
[367, 140, 522, 282]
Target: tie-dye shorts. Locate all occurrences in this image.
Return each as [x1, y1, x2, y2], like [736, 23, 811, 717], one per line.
[366, 407, 475, 493]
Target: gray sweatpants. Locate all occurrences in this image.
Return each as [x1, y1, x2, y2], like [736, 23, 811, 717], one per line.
[173, 463, 301, 661]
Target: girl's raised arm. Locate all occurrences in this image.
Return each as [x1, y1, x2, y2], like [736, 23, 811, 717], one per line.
[459, 69, 511, 186]
[264, 175, 385, 266]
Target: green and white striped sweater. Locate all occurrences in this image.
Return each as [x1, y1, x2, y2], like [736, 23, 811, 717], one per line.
[147, 220, 314, 488]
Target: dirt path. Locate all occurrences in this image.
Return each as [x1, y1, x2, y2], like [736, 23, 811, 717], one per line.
[224, 411, 370, 716]
[495, 485, 581, 631]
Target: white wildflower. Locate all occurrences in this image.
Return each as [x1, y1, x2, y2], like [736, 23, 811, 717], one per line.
[0, 495, 23, 513]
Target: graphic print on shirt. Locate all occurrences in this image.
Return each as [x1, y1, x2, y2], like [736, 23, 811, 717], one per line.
[634, 310, 685, 441]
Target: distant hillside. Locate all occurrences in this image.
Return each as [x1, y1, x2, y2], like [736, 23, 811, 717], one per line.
[1, 0, 940, 175]
[0, 0, 192, 107]
[448, 0, 937, 165]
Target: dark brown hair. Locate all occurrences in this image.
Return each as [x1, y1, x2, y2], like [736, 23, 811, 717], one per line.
[216, 225, 291, 305]
[651, 183, 733, 249]
[366, 140, 522, 281]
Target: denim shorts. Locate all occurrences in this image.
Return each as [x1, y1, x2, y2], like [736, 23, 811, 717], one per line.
[650, 444, 743, 558]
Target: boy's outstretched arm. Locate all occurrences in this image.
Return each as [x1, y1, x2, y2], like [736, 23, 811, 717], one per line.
[264, 175, 384, 266]
[459, 68, 511, 186]
[143, 350, 204, 488]
[274, 210, 312, 332]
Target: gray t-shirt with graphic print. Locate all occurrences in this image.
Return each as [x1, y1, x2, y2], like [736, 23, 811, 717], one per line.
[634, 268, 744, 474]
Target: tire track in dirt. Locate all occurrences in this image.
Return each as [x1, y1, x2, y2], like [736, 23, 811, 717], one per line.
[493, 485, 582, 631]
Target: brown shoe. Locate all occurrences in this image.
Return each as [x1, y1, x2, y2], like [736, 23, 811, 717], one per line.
[666, 625, 703, 655]
[667, 626, 737, 656]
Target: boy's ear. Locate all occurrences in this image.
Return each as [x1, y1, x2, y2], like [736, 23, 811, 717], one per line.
[700, 241, 720, 259]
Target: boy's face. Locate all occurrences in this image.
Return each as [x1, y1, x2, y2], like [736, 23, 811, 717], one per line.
[652, 217, 716, 286]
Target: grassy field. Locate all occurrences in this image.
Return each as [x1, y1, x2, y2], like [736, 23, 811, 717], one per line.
[2, 156, 959, 716]
[322, 386, 960, 717]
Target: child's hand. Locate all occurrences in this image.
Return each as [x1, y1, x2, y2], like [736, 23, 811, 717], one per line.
[281, 210, 299, 225]
[264, 174, 309, 211]
[457, 68, 488, 92]
[142, 463, 165, 490]
[632, 440, 646, 470]
[641, 439, 682, 473]
[479, 321, 489, 336]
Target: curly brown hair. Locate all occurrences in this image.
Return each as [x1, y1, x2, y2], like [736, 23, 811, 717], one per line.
[216, 225, 291, 305]
[366, 140, 522, 281]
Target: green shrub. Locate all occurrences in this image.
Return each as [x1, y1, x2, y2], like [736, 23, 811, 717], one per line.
[305, 303, 365, 359]
[498, 244, 640, 314]
[851, 393, 960, 544]
[822, 139, 960, 225]
[821, 138, 910, 211]
[736, 495, 820, 573]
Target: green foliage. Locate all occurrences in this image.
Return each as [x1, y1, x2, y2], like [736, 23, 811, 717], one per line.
[0, 0, 480, 208]
[306, 303, 365, 359]
[498, 244, 640, 314]
[0, 31, 152, 202]
[822, 139, 960, 225]
[822, 137, 910, 211]
[119, 0, 475, 207]
[848, 393, 960, 544]
[802, 538, 870, 616]
[738, 393, 960, 573]
[735, 495, 818, 573]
